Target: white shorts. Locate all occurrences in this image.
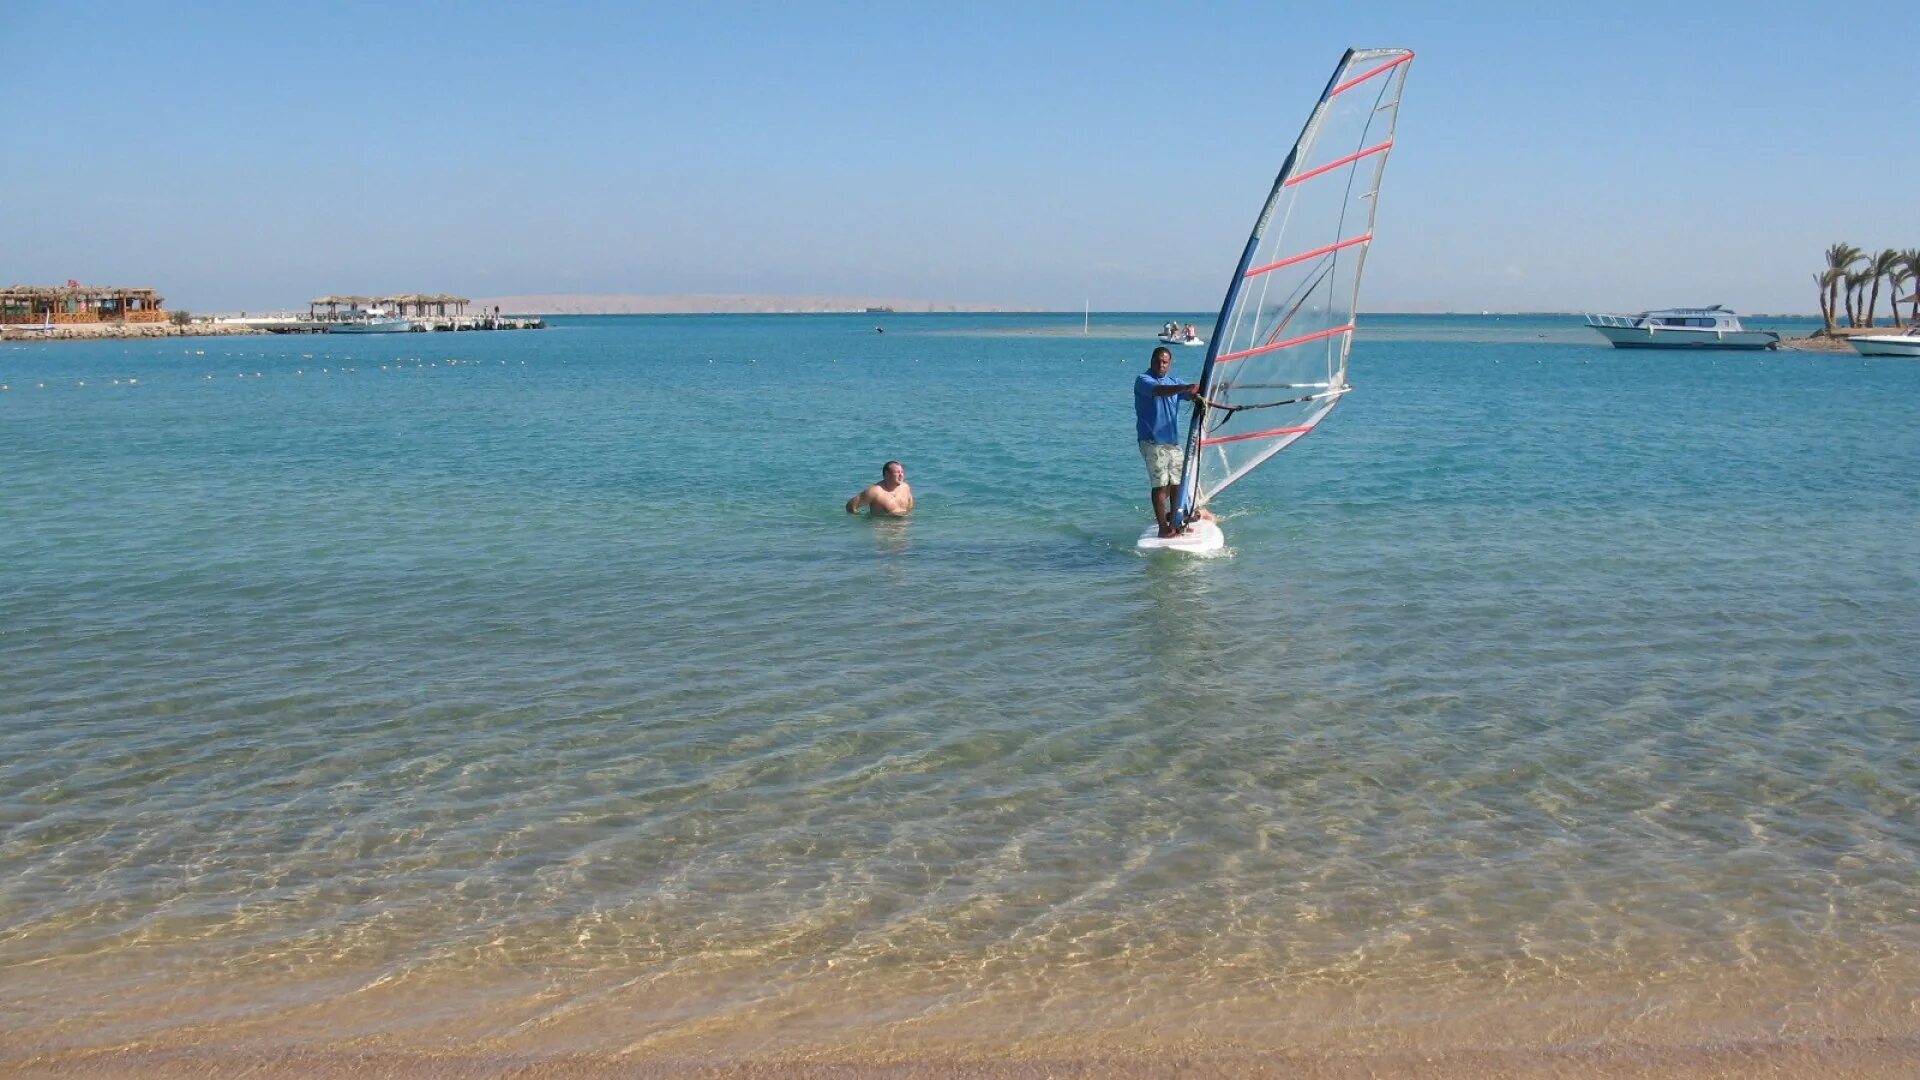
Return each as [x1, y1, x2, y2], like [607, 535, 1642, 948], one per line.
[1139, 440, 1182, 487]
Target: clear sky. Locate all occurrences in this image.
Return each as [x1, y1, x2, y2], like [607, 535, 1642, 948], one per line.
[5, 1, 1912, 314]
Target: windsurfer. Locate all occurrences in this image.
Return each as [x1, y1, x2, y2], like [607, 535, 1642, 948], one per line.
[846, 460, 914, 517]
[1135, 346, 1201, 538]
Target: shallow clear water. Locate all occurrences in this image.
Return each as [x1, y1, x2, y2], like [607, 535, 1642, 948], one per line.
[2, 314, 1915, 1058]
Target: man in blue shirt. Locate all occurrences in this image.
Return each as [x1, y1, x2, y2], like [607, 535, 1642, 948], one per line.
[1135, 345, 1200, 538]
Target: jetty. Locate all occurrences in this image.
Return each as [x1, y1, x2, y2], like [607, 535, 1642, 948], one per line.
[217, 294, 545, 334]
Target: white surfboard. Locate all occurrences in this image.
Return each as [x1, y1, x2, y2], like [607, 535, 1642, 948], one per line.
[1135, 518, 1225, 555]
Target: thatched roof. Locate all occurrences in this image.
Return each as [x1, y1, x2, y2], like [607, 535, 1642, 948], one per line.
[3, 284, 162, 300]
[311, 293, 468, 305]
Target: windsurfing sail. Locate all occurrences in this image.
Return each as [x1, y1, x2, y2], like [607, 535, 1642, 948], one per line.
[1174, 47, 1413, 525]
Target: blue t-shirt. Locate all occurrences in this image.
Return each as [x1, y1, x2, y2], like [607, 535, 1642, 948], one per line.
[1135, 372, 1186, 444]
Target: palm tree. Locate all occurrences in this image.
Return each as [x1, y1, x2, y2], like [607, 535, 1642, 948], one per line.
[1844, 270, 1873, 327]
[1864, 249, 1901, 328]
[1886, 261, 1915, 331]
[1823, 243, 1864, 332]
[1814, 271, 1838, 331]
[1900, 249, 1920, 327]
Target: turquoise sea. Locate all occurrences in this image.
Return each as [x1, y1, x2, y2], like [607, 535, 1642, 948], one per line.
[2, 314, 1916, 1068]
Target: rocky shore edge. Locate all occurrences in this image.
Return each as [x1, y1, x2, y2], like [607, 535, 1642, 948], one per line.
[1, 322, 268, 342]
[1779, 326, 1915, 352]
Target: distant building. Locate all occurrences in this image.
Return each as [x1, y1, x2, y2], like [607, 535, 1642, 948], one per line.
[0, 284, 167, 325]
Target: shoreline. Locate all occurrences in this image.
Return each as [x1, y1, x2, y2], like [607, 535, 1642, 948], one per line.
[3, 315, 1895, 354]
[6, 311, 1864, 345]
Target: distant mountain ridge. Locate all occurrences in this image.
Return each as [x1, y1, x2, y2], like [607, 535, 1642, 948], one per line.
[470, 294, 1041, 315]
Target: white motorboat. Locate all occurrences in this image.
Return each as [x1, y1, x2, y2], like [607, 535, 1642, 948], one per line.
[327, 318, 414, 334]
[1157, 332, 1205, 347]
[1584, 306, 1779, 350]
[324, 305, 415, 334]
[214, 315, 327, 333]
[1846, 330, 1920, 357]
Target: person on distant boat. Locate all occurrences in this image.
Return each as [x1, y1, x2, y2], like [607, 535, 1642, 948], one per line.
[1135, 346, 1201, 538]
[1184, 323, 1200, 342]
[846, 460, 914, 517]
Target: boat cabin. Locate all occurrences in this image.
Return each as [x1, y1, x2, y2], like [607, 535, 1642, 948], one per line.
[1638, 306, 1744, 329]
[1589, 305, 1746, 331]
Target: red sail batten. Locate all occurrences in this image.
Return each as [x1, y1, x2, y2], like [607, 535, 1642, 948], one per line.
[1329, 52, 1413, 98]
[1215, 322, 1354, 364]
[1199, 423, 1316, 447]
[1284, 140, 1393, 187]
[1244, 234, 1373, 279]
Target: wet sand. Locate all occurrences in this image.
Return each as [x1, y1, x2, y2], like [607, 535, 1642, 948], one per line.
[6, 964, 1916, 1080]
[9, 1038, 1919, 1079]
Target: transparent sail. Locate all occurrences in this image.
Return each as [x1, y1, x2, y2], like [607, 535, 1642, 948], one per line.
[1178, 48, 1413, 517]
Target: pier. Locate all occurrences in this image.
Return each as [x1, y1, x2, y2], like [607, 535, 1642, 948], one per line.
[214, 294, 546, 334]
[411, 314, 547, 331]
[308, 293, 544, 333]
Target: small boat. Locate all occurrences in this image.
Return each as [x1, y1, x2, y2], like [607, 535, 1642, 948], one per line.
[1846, 330, 1920, 357]
[1584, 306, 1779, 350]
[325, 306, 415, 334]
[214, 315, 327, 333]
[1158, 332, 1205, 347]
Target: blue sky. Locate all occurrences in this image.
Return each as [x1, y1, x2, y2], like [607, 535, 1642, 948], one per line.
[5, 1, 1912, 313]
